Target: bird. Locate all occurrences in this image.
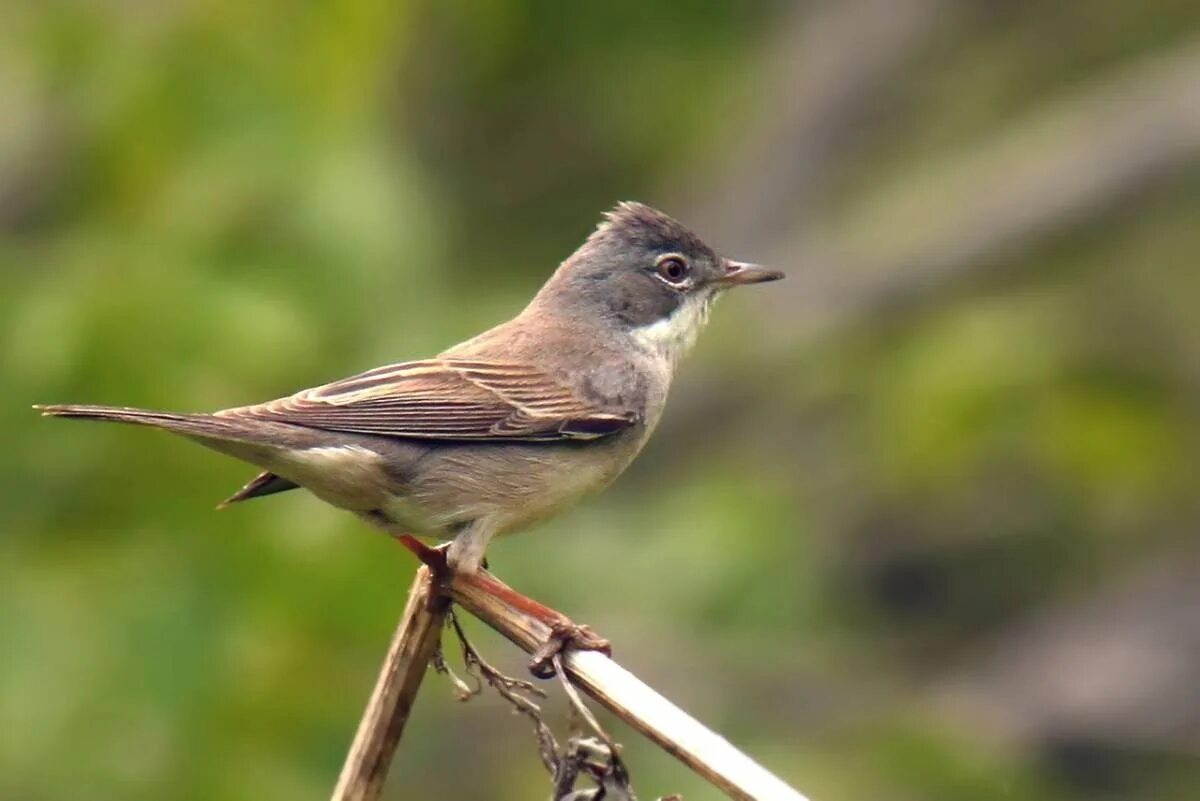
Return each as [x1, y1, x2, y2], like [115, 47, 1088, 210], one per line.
[36, 202, 783, 576]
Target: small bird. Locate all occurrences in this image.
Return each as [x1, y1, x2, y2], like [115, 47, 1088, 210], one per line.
[37, 202, 782, 575]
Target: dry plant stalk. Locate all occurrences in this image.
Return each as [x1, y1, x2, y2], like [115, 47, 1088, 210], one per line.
[332, 562, 808, 801]
[331, 566, 449, 801]
[449, 570, 808, 801]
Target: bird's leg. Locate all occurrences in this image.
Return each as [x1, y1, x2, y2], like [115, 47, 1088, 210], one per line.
[467, 569, 612, 679]
[389, 534, 455, 614]
[446, 519, 495, 575]
[393, 533, 449, 573]
[389, 533, 611, 677]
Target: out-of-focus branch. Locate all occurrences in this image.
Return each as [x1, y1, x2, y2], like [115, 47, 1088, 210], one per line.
[331, 566, 448, 801]
[695, 0, 947, 248]
[936, 550, 1200, 751]
[660, 38, 1200, 442]
[766, 38, 1200, 338]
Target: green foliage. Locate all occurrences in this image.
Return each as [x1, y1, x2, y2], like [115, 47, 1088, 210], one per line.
[3, 2, 1199, 800]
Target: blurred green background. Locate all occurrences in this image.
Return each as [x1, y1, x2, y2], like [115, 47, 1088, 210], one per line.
[3, 1, 1200, 799]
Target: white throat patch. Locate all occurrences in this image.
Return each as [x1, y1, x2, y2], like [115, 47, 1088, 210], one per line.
[630, 290, 718, 365]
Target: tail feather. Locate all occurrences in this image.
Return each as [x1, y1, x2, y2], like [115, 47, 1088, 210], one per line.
[35, 404, 251, 440]
[34, 403, 323, 456]
[37, 403, 341, 508]
[218, 471, 299, 508]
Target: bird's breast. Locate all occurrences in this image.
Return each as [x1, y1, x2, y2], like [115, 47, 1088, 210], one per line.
[386, 430, 652, 537]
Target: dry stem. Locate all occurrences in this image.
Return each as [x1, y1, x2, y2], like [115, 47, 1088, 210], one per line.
[332, 561, 807, 801]
[330, 566, 448, 800]
[446, 569, 808, 801]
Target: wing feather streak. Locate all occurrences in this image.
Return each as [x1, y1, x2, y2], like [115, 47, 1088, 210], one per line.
[218, 358, 635, 442]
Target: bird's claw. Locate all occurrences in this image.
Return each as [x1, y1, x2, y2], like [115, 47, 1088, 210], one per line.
[392, 532, 610, 676]
[529, 621, 612, 679]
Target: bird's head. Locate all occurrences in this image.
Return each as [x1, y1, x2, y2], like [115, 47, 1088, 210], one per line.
[534, 202, 783, 364]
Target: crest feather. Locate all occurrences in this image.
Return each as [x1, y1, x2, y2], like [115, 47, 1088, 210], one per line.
[590, 201, 710, 255]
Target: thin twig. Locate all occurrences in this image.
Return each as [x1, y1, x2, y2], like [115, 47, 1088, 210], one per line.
[330, 566, 448, 801]
[551, 652, 638, 798]
[552, 652, 615, 755]
[444, 608, 561, 775]
[443, 614, 646, 799]
[430, 640, 476, 701]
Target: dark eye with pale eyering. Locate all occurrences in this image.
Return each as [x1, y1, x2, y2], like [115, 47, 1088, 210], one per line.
[655, 254, 691, 286]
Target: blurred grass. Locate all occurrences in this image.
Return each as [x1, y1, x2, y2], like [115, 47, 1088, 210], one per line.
[3, 2, 1200, 800]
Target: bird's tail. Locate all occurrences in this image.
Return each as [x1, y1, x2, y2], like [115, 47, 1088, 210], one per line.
[35, 404, 255, 439]
[33, 403, 320, 460]
[36, 404, 314, 508]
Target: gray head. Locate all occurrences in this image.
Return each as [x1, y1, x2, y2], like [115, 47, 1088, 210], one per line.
[531, 202, 783, 363]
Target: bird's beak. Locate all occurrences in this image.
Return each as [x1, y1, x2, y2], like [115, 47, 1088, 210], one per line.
[714, 259, 785, 287]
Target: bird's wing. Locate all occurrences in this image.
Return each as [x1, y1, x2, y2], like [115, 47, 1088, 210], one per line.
[217, 359, 637, 442]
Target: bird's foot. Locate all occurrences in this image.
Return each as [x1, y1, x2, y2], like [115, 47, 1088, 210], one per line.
[529, 620, 612, 679]
[390, 532, 611, 677]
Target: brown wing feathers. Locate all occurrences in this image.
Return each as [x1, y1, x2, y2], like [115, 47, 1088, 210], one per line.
[217, 359, 634, 442]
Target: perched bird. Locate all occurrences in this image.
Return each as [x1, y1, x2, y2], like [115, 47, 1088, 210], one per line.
[37, 202, 782, 575]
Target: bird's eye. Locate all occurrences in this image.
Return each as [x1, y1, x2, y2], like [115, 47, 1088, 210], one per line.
[655, 255, 691, 286]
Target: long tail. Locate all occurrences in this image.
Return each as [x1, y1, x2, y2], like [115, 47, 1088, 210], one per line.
[35, 404, 261, 440]
[36, 403, 311, 507]
[38, 404, 312, 508]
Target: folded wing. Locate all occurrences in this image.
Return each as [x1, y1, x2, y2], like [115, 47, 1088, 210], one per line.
[217, 359, 636, 442]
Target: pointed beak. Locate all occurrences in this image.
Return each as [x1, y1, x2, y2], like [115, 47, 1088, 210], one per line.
[714, 259, 785, 288]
